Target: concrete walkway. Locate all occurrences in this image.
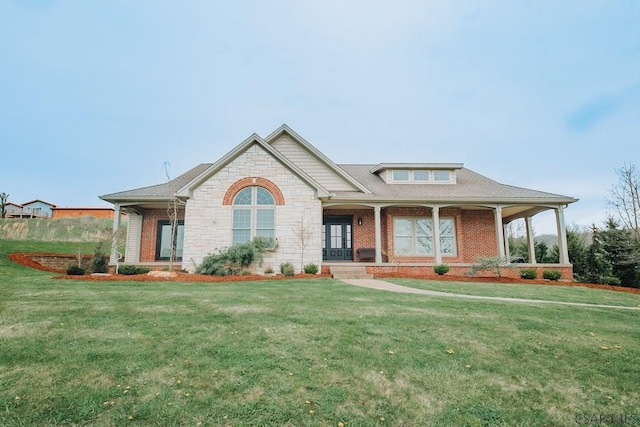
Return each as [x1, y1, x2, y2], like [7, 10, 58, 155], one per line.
[340, 278, 640, 311]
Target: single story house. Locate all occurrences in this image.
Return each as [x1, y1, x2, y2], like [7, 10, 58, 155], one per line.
[21, 199, 56, 217]
[100, 125, 577, 278]
[4, 199, 56, 218]
[4, 202, 24, 217]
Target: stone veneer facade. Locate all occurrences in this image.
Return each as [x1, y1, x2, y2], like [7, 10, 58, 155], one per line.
[181, 144, 322, 273]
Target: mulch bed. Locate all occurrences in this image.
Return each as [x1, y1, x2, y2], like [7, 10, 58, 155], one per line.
[8, 252, 66, 273]
[8, 252, 640, 294]
[52, 271, 332, 283]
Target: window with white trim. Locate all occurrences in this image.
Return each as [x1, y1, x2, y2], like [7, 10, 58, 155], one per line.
[392, 170, 410, 181]
[388, 169, 454, 183]
[433, 170, 452, 182]
[413, 170, 430, 181]
[438, 218, 456, 255]
[393, 217, 456, 256]
[232, 186, 275, 245]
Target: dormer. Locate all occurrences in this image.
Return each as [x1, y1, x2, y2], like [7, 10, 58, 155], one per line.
[369, 163, 464, 184]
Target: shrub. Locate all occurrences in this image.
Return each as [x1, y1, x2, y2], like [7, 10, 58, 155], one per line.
[467, 257, 510, 278]
[280, 262, 295, 277]
[601, 276, 622, 286]
[90, 241, 109, 273]
[264, 266, 274, 274]
[520, 269, 537, 280]
[303, 263, 319, 274]
[118, 265, 151, 275]
[66, 265, 85, 275]
[543, 269, 562, 281]
[196, 237, 274, 276]
[433, 264, 450, 276]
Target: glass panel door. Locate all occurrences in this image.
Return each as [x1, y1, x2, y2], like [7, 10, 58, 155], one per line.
[323, 216, 353, 261]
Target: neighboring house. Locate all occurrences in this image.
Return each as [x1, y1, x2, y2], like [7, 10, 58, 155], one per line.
[4, 202, 23, 218]
[4, 199, 56, 218]
[51, 207, 119, 220]
[100, 125, 578, 278]
[20, 199, 56, 218]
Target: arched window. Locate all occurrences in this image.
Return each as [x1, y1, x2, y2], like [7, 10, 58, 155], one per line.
[232, 186, 275, 245]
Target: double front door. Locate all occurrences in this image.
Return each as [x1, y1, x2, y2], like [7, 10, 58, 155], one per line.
[323, 216, 353, 261]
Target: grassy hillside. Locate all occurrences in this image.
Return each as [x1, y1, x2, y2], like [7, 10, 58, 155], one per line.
[0, 217, 124, 242]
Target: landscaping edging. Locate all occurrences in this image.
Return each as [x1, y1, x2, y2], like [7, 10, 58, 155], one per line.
[8, 252, 640, 294]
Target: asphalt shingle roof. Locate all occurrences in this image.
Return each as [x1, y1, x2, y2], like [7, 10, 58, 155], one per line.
[336, 164, 576, 203]
[100, 162, 575, 205]
[100, 163, 212, 201]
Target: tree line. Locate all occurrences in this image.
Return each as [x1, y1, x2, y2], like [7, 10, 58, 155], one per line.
[511, 164, 640, 288]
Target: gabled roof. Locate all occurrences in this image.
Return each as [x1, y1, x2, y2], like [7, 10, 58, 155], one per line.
[99, 125, 577, 208]
[21, 199, 56, 207]
[176, 132, 331, 198]
[266, 124, 371, 194]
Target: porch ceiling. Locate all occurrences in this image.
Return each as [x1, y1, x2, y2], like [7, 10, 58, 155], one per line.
[322, 203, 555, 222]
[501, 205, 552, 222]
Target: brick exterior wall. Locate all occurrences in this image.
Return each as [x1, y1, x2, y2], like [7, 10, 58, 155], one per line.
[222, 177, 285, 205]
[322, 206, 503, 264]
[460, 210, 498, 263]
[139, 209, 185, 263]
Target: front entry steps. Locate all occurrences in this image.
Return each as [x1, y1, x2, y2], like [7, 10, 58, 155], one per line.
[330, 265, 373, 280]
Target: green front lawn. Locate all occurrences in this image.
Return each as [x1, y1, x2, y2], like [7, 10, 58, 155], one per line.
[387, 278, 640, 308]
[1, 241, 639, 426]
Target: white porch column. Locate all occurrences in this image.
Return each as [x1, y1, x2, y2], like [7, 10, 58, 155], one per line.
[525, 216, 537, 264]
[495, 205, 506, 259]
[432, 205, 442, 265]
[555, 205, 570, 264]
[110, 203, 121, 263]
[374, 205, 382, 263]
[503, 223, 510, 262]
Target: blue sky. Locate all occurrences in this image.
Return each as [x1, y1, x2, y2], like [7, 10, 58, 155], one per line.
[1, 0, 638, 234]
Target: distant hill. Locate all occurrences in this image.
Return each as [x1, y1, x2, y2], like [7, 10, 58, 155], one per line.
[0, 217, 126, 242]
[512, 231, 592, 249]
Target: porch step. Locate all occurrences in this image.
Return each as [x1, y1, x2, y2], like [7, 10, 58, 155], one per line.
[330, 265, 373, 280]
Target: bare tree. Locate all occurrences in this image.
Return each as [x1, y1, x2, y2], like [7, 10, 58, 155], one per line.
[163, 162, 180, 270]
[0, 192, 8, 218]
[112, 227, 126, 274]
[607, 163, 640, 239]
[294, 217, 313, 271]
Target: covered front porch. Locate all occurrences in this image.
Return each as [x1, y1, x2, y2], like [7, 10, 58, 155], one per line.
[321, 201, 573, 280]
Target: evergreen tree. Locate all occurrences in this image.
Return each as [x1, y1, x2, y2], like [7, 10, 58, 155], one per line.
[551, 227, 589, 281]
[90, 241, 109, 274]
[600, 217, 640, 287]
[584, 225, 613, 284]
